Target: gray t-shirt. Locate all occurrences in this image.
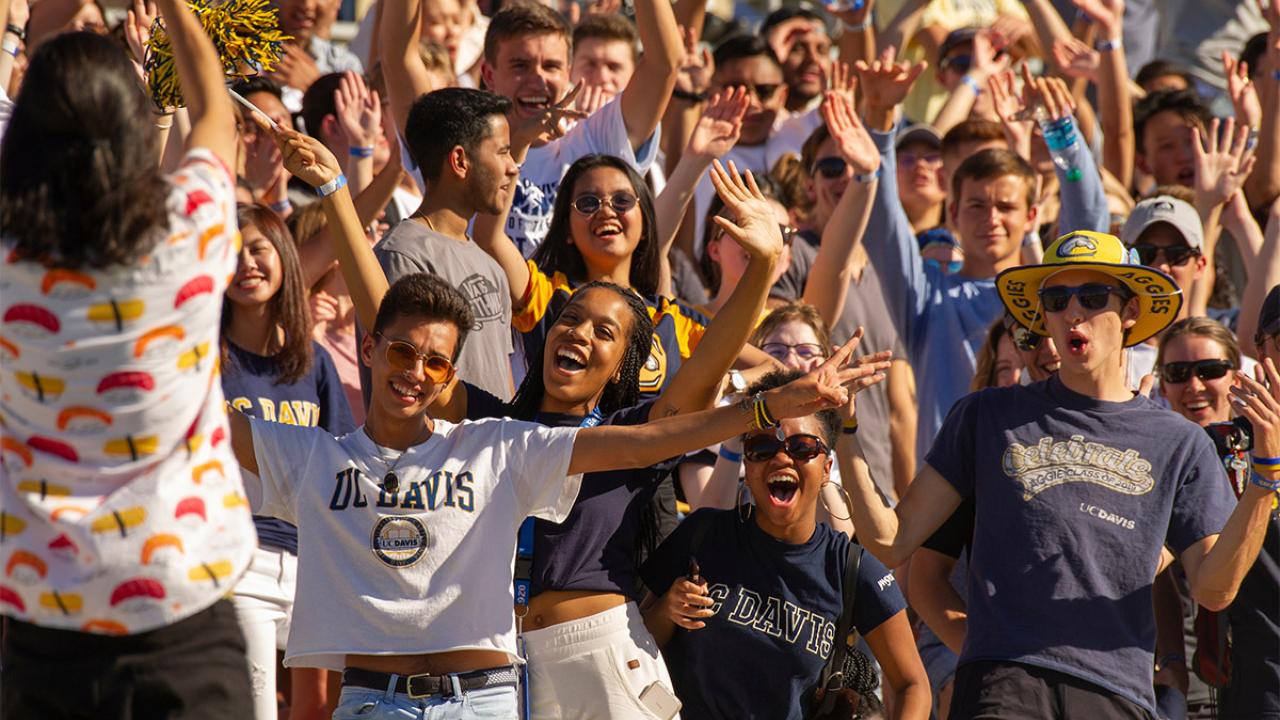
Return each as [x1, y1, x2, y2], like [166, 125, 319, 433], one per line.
[361, 220, 513, 403]
[776, 234, 906, 501]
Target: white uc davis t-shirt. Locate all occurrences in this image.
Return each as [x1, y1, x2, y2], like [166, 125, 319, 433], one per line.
[249, 417, 582, 670]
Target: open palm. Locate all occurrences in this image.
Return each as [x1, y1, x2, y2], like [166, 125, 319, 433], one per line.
[821, 91, 878, 175]
[708, 160, 784, 262]
[688, 88, 749, 160]
[854, 46, 927, 111]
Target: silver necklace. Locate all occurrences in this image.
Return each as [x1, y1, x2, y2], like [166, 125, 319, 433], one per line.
[367, 424, 432, 493]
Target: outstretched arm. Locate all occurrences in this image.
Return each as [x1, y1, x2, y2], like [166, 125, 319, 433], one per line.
[1072, 0, 1133, 189]
[619, 0, 684, 151]
[802, 90, 879, 327]
[570, 336, 890, 475]
[651, 160, 783, 418]
[154, 0, 236, 170]
[380, 0, 438, 137]
[1237, 197, 1280, 355]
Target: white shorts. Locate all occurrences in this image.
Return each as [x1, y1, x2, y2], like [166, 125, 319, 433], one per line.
[524, 602, 680, 720]
[232, 545, 297, 720]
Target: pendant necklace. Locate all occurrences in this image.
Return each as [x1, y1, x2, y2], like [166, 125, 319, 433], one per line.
[369, 423, 432, 493]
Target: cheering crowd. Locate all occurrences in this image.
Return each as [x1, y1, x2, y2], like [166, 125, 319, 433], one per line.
[1, 0, 1279, 718]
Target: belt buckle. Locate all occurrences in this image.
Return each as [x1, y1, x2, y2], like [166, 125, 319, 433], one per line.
[406, 673, 436, 699]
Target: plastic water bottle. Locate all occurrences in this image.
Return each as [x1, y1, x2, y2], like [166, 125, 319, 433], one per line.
[1035, 106, 1083, 183]
[824, 0, 865, 12]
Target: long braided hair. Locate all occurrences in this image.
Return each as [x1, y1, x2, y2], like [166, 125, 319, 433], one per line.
[508, 280, 654, 421]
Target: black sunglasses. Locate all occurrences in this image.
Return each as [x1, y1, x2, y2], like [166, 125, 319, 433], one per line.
[572, 192, 638, 216]
[1130, 244, 1200, 268]
[941, 53, 972, 72]
[1003, 315, 1043, 352]
[1038, 284, 1133, 313]
[1159, 359, 1233, 384]
[811, 156, 849, 179]
[743, 433, 829, 463]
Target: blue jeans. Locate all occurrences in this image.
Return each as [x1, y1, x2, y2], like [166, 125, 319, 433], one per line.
[332, 682, 518, 719]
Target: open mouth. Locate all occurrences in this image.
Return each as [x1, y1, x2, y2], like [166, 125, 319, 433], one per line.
[1042, 359, 1062, 374]
[234, 274, 265, 290]
[592, 220, 623, 241]
[1067, 331, 1089, 355]
[389, 378, 424, 405]
[554, 346, 588, 374]
[766, 474, 799, 506]
[516, 95, 550, 115]
[1184, 399, 1210, 414]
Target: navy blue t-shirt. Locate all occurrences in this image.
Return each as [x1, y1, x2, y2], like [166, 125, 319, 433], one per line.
[1219, 506, 1280, 719]
[464, 384, 677, 598]
[222, 340, 355, 554]
[925, 376, 1235, 715]
[640, 509, 906, 720]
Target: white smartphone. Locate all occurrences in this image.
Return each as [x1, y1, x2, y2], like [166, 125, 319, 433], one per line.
[639, 681, 682, 720]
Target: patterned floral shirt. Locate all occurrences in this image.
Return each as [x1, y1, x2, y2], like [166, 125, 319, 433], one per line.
[0, 149, 255, 635]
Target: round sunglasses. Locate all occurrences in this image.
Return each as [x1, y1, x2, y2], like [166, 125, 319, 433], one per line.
[377, 333, 456, 384]
[571, 192, 638, 216]
[1038, 284, 1133, 313]
[743, 433, 830, 463]
[1158, 359, 1233, 384]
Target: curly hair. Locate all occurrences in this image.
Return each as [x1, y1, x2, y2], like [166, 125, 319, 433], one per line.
[223, 205, 315, 385]
[508, 281, 654, 420]
[1, 32, 170, 269]
[530, 154, 662, 298]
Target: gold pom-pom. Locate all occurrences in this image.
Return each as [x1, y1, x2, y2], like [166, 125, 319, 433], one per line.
[144, 0, 291, 110]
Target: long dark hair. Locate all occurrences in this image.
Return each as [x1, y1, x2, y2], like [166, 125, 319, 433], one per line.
[222, 205, 314, 385]
[0, 32, 169, 268]
[530, 155, 662, 298]
[508, 281, 654, 420]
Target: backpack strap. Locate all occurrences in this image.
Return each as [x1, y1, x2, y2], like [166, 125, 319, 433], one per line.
[815, 541, 862, 716]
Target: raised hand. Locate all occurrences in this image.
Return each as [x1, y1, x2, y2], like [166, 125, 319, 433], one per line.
[763, 333, 893, 420]
[686, 87, 749, 160]
[1018, 63, 1076, 122]
[825, 61, 856, 106]
[1193, 116, 1258, 210]
[1071, 0, 1124, 38]
[270, 44, 322, 91]
[853, 46, 927, 128]
[1229, 359, 1280, 469]
[123, 0, 155, 67]
[508, 81, 589, 151]
[708, 159, 785, 262]
[333, 70, 382, 151]
[1222, 51, 1262, 130]
[1259, 0, 1280, 31]
[675, 25, 714, 96]
[573, 83, 612, 117]
[252, 114, 343, 189]
[988, 70, 1033, 156]
[969, 28, 1011, 81]
[820, 90, 879, 176]
[1052, 37, 1100, 83]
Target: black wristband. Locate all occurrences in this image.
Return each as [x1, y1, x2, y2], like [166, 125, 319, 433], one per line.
[672, 88, 709, 103]
[5, 23, 24, 41]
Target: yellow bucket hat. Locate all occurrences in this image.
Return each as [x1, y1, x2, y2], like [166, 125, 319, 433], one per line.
[995, 230, 1183, 347]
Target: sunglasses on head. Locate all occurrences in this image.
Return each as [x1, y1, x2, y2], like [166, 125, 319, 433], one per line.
[743, 433, 830, 463]
[1038, 283, 1133, 313]
[811, 156, 849, 179]
[1159, 358, 1233, 384]
[571, 192, 638, 216]
[1002, 315, 1044, 352]
[377, 333, 456, 384]
[1130, 243, 1199, 267]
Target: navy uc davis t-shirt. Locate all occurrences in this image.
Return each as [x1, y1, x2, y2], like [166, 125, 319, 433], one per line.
[640, 509, 906, 720]
[925, 376, 1235, 715]
[222, 340, 356, 554]
[463, 384, 678, 598]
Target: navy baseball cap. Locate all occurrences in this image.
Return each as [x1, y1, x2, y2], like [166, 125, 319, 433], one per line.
[1258, 284, 1280, 344]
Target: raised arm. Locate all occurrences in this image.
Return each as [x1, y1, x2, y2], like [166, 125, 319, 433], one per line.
[380, 0, 438, 136]
[834, 0, 876, 68]
[618, 0, 684, 151]
[1072, 0, 1134, 189]
[1192, 117, 1256, 318]
[1182, 363, 1280, 610]
[154, 0, 236, 170]
[802, 90, 879, 327]
[570, 335, 890, 475]
[1026, 68, 1109, 234]
[650, 160, 783, 418]
[333, 71, 383, 195]
[930, 29, 1008, 136]
[1238, 197, 1280, 355]
[1247, 0, 1280, 208]
[260, 118, 389, 333]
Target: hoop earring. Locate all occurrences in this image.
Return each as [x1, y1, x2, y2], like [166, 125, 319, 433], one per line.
[737, 482, 751, 523]
[819, 481, 853, 522]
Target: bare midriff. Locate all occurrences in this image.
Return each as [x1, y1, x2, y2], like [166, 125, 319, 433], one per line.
[519, 589, 630, 632]
[345, 649, 513, 676]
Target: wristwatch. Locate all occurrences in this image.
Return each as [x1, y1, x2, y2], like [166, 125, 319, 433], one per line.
[728, 369, 747, 394]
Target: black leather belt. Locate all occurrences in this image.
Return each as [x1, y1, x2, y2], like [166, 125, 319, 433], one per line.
[341, 665, 519, 699]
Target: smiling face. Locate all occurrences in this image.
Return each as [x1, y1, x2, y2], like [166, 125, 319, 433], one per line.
[1019, 336, 1062, 381]
[275, 0, 319, 44]
[571, 37, 635, 97]
[540, 287, 637, 412]
[769, 20, 830, 106]
[1041, 269, 1139, 377]
[807, 137, 848, 221]
[743, 416, 831, 537]
[712, 56, 786, 146]
[422, 0, 466, 61]
[950, 174, 1035, 272]
[226, 225, 284, 308]
[483, 32, 570, 123]
[464, 115, 521, 215]
[1139, 110, 1199, 187]
[1159, 334, 1236, 426]
[361, 316, 459, 422]
[567, 166, 643, 273]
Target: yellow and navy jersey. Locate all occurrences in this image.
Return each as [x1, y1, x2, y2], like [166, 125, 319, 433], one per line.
[514, 260, 709, 397]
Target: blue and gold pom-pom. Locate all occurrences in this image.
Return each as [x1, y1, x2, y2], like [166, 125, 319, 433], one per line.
[144, 0, 291, 109]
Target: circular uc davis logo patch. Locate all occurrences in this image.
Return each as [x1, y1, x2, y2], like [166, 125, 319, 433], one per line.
[371, 516, 428, 568]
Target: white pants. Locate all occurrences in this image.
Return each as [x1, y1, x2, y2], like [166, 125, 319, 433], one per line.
[524, 602, 680, 720]
[232, 545, 297, 720]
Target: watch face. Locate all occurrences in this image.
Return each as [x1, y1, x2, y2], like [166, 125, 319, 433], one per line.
[730, 371, 746, 392]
